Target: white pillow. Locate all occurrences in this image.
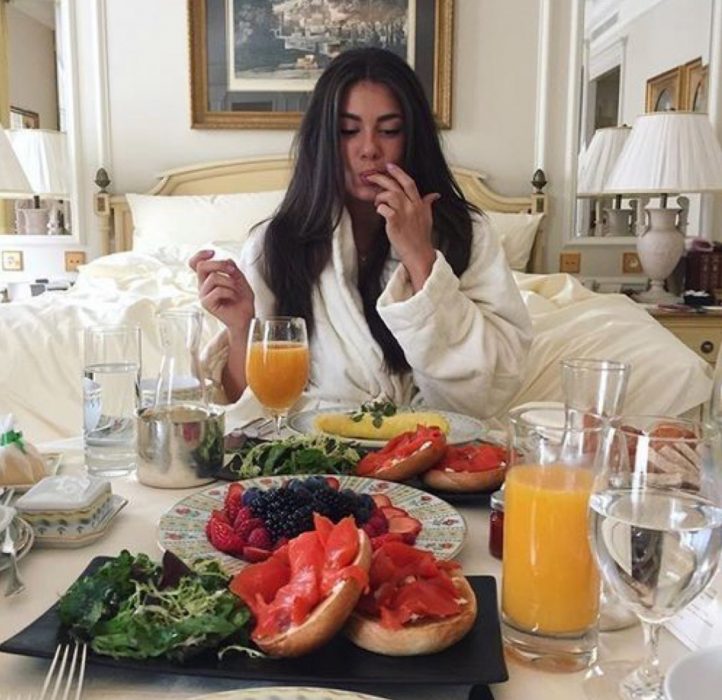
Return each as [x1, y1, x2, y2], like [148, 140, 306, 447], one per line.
[485, 211, 544, 271]
[126, 190, 286, 254]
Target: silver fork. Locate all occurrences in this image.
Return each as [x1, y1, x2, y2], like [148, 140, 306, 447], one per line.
[1, 489, 24, 597]
[38, 642, 87, 700]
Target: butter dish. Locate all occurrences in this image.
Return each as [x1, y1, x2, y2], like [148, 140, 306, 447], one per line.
[14, 475, 126, 545]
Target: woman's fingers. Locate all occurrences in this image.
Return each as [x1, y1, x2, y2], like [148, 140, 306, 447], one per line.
[199, 270, 241, 298]
[203, 286, 238, 310]
[385, 163, 421, 201]
[194, 258, 242, 286]
[189, 249, 215, 272]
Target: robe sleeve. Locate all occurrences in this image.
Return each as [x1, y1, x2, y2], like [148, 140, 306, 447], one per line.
[376, 215, 532, 418]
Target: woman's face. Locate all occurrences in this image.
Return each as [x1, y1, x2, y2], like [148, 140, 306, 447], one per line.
[338, 80, 406, 203]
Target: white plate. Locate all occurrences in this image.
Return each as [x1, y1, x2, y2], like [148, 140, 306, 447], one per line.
[158, 475, 467, 576]
[0, 517, 34, 572]
[287, 408, 486, 448]
[1, 453, 63, 494]
[665, 645, 722, 700]
[190, 689, 391, 700]
[32, 494, 128, 548]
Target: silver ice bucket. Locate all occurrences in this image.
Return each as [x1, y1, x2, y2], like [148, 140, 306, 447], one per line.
[136, 404, 224, 488]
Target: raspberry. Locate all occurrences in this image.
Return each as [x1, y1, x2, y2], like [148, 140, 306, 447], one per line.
[246, 526, 273, 550]
[207, 517, 244, 556]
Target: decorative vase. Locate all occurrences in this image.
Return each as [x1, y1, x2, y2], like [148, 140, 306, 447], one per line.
[634, 208, 685, 303]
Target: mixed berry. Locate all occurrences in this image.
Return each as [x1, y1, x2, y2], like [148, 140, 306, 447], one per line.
[205, 476, 422, 562]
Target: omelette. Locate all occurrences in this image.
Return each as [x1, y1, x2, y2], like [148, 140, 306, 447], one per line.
[313, 410, 450, 441]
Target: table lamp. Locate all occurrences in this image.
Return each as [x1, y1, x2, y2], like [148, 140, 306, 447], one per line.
[7, 129, 70, 235]
[578, 126, 632, 236]
[605, 112, 722, 303]
[0, 125, 34, 233]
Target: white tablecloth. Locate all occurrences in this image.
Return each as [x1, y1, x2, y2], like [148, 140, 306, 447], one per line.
[0, 439, 690, 700]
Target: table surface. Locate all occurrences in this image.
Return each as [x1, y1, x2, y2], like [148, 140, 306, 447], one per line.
[0, 439, 691, 700]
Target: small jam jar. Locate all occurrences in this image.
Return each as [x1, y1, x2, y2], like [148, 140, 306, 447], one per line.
[488, 488, 504, 560]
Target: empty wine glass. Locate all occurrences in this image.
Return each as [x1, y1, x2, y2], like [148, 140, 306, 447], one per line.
[245, 317, 310, 436]
[585, 416, 722, 700]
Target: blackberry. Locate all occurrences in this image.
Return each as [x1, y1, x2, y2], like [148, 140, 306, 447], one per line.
[264, 503, 314, 541]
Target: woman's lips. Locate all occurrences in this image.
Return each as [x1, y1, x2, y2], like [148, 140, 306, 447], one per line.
[359, 169, 382, 185]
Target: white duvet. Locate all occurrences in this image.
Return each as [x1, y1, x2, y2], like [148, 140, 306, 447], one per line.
[0, 249, 711, 443]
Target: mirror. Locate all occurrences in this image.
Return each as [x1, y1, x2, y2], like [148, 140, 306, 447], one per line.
[3, 0, 75, 237]
[575, 0, 715, 239]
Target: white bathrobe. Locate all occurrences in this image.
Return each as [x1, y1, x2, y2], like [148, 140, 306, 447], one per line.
[203, 210, 532, 422]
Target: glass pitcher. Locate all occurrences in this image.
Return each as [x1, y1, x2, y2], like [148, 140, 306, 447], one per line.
[136, 308, 224, 488]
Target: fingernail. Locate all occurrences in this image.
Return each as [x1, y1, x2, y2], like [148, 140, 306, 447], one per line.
[387, 163, 397, 170]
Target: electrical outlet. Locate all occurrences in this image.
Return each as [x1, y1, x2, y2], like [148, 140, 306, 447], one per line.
[622, 252, 642, 274]
[64, 251, 86, 272]
[560, 252, 581, 274]
[1, 250, 24, 272]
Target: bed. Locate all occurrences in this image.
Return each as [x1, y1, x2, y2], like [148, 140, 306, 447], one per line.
[0, 156, 711, 443]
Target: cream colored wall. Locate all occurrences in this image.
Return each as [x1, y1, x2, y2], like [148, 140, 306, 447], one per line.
[68, 0, 539, 259]
[7, 5, 58, 130]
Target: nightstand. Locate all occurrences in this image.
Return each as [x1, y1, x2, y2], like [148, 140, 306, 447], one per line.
[647, 308, 722, 364]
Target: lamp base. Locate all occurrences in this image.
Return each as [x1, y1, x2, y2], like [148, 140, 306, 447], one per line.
[633, 281, 680, 304]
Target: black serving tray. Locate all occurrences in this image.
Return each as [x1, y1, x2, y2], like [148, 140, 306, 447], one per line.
[0, 557, 507, 695]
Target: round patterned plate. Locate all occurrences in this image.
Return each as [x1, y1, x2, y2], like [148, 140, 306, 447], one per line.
[158, 475, 467, 576]
[287, 408, 487, 448]
[190, 688, 391, 700]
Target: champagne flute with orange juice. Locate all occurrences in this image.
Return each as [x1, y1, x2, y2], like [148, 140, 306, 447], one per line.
[502, 404, 601, 672]
[246, 317, 309, 436]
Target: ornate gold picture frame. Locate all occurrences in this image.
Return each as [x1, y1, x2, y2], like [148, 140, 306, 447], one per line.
[682, 58, 708, 113]
[188, 0, 454, 130]
[645, 66, 683, 112]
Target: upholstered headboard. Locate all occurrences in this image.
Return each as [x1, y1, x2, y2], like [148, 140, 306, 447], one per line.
[94, 156, 547, 272]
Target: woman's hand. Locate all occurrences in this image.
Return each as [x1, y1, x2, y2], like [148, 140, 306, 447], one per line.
[189, 250, 254, 337]
[367, 163, 439, 290]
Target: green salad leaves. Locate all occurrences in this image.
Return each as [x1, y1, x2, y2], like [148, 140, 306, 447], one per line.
[227, 434, 362, 479]
[58, 550, 255, 662]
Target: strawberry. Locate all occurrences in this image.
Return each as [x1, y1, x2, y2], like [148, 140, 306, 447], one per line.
[207, 517, 245, 556]
[243, 546, 272, 563]
[232, 505, 254, 530]
[388, 516, 422, 544]
[371, 494, 392, 508]
[371, 533, 406, 549]
[246, 526, 273, 550]
[324, 476, 340, 490]
[380, 505, 408, 519]
[366, 510, 388, 535]
[236, 517, 265, 541]
[224, 482, 245, 524]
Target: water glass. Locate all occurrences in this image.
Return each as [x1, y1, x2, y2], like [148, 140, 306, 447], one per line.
[502, 404, 601, 671]
[83, 325, 141, 476]
[586, 416, 722, 700]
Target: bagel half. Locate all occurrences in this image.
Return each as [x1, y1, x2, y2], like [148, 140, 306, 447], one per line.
[356, 439, 447, 482]
[255, 529, 372, 658]
[345, 574, 477, 656]
[421, 465, 506, 493]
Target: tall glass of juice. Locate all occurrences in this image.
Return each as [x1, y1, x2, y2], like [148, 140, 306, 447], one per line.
[502, 403, 601, 671]
[246, 317, 309, 435]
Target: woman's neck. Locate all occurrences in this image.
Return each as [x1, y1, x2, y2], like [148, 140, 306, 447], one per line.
[346, 197, 382, 259]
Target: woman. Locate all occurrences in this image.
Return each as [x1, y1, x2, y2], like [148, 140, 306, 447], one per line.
[191, 48, 531, 419]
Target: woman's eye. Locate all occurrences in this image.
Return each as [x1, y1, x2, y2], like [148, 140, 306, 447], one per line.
[340, 128, 359, 136]
[380, 128, 402, 136]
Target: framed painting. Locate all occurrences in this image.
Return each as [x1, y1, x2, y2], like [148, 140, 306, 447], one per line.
[682, 57, 707, 113]
[9, 107, 39, 129]
[645, 66, 683, 112]
[189, 0, 454, 130]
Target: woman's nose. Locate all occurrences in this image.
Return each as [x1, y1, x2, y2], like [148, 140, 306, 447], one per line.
[359, 131, 381, 160]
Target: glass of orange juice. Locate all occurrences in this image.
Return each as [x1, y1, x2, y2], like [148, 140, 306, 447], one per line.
[245, 317, 310, 435]
[502, 403, 601, 671]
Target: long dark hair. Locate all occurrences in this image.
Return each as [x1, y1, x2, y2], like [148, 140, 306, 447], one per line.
[263, 48, 478, 373]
